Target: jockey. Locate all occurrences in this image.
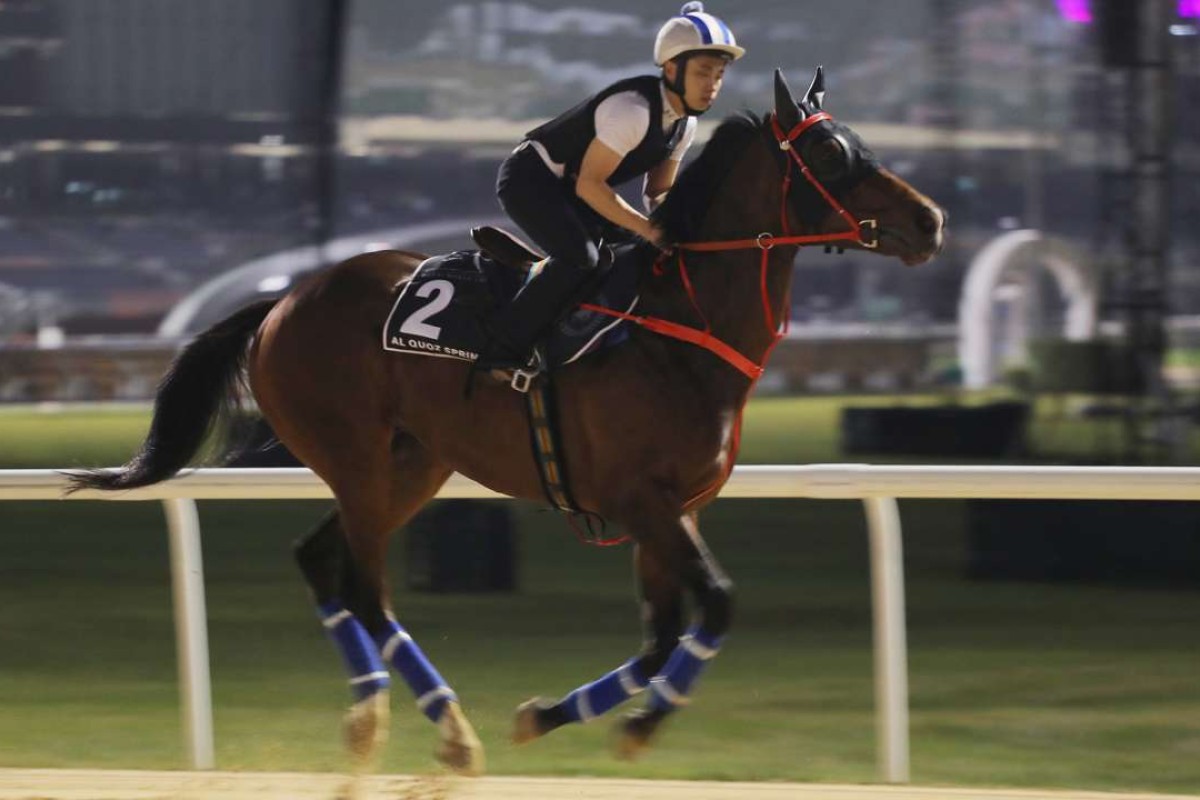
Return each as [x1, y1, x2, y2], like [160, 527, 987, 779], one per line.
[481, 1, 745, 371]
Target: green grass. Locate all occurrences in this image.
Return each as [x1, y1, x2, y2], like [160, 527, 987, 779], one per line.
[4, 394, 1186, 469]
[0, 404, 157, 469]
[1, 401, 1199, 792]
[1166, 348, 1200, 368]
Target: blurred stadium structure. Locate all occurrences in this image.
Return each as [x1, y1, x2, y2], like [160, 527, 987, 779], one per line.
[1, 1, 1199, 419]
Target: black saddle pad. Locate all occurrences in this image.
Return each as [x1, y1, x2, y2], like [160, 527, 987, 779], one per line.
[383, 246, 643, 368]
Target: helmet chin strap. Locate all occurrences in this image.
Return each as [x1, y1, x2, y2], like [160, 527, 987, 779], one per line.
[664, 55, 708, 117]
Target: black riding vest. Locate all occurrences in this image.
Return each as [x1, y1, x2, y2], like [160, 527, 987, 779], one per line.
[525, 75, 685, 187]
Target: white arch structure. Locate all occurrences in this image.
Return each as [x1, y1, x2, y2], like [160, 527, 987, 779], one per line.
[157, 217, 506, 338]
[958, 230, 1097, 390]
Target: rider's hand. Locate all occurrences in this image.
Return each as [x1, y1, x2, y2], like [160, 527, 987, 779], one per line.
[642, 221, 670, 252]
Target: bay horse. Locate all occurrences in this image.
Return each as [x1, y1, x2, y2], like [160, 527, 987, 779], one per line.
[70, 69, 944, 778]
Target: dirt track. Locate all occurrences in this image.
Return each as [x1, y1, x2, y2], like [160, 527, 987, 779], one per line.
[1, 770, 1197, 800]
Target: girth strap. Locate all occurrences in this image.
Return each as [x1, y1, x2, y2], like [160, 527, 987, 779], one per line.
[525, 373, 579, 513]
[524, 372, 628, 547]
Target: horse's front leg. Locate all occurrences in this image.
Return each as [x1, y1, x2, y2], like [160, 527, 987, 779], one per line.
[513, 506, 733, 761]
[511, 542, 683, 743]
[615, 510, 734, 759]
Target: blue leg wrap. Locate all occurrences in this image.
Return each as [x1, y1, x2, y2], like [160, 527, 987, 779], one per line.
[647, 626, 723, 713]
[318, 602, 391, 702]
[374, 617, 457, 722]
[559, 658, 649, 723]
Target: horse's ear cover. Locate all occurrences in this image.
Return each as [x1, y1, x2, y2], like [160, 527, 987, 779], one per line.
[773, 68, 803, 131]
[805, 65, 826, 110]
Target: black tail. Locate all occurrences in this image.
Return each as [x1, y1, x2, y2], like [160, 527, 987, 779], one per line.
[67, 299, 278, 492]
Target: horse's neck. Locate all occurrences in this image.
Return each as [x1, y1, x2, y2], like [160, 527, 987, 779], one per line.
[642, 141, 795, 402]
[688, 247, 795, 358]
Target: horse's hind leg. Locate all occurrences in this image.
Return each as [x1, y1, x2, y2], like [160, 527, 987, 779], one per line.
[295, 431, 484, 776]
[295, 509, 393, 769]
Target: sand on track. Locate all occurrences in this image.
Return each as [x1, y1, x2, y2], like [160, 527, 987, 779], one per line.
[1, 770, 1197, 800]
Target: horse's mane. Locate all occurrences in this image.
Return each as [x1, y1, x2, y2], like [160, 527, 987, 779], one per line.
[652, 112, 766, 244]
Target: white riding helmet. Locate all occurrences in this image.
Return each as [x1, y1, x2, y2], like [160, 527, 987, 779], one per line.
[654, 2, 745, 66]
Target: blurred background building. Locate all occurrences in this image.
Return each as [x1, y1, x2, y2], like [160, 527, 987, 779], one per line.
[2, 0, 1199, 421]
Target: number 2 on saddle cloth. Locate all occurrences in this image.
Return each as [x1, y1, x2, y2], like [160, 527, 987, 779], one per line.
[383, 244, 641, 371]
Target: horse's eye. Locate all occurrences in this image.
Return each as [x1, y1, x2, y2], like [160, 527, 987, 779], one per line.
[807, 137, 849, 179]
[815, 139, 842, 162]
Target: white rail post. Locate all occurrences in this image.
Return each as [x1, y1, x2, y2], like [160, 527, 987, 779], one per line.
[863, 496, 910, 783]
[162, 498, 215, 769]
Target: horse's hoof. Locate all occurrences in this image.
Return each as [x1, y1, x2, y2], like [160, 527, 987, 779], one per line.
[336, 774, 366, 800]
[435, 701, 485, 777]
[511, 697, 555, 745]
[612, 707, 667, 761]
[344, 691, 390, 769]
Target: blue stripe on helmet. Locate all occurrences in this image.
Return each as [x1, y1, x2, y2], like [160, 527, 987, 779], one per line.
[712, 15, 734, 45]
[683, 14, 714, 44]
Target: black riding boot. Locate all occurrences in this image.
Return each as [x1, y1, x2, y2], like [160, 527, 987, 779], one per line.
[477, 257, 596, 371]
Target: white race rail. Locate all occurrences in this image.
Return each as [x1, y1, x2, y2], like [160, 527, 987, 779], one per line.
[5, 464, 1200, 782]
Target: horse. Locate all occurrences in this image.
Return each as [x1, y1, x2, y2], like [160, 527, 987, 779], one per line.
[70, 68, 945, 779]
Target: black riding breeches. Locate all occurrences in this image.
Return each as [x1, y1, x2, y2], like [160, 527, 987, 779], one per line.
[496, 144, 603, 272]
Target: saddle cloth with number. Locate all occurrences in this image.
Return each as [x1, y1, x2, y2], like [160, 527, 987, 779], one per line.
[382, 248, 641, 367]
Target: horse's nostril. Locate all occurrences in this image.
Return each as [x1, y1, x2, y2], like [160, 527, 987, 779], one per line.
[916, 206, 942, 235]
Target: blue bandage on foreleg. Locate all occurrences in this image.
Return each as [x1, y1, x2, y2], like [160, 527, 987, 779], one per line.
[648, 626, 723, 712]
[375, 617, 457, 722]
[560, 658, 648, 723]
[318, 602, 390, 701]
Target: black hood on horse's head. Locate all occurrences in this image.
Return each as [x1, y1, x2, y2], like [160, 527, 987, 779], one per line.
[774, 67, 881, 227]
[794, 113, 880, 185]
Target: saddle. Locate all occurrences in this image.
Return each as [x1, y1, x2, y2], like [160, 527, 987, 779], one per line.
[471, 225, 541, 270]
[383, 226, 643, 379]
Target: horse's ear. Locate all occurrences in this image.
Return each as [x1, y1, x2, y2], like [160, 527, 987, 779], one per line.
[805, 65, 826, 110]
[773, 68, 804, 130]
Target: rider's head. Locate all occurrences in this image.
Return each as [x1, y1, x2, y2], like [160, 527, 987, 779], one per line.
[654, 2, 745, 117]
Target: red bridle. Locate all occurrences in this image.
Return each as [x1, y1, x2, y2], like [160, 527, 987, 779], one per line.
[571, 110, 882, 536]
[580, 109, 879, 381]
